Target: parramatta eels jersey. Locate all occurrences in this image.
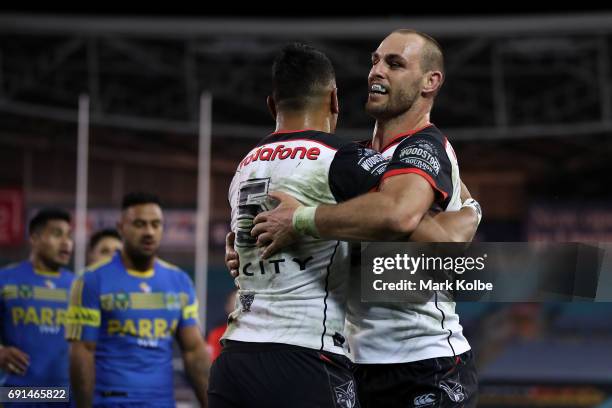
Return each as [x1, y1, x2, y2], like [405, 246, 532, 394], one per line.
[66, 252, 199, 406]
[226, 129, 387, 354]
[346, 124, 471, 364]
[0, 261, 74, 387]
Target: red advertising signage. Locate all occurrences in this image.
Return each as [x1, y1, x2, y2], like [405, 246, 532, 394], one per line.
[0, 189, 24, 246]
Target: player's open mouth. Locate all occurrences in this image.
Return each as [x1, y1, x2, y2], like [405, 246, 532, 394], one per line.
[369, 83, 388, 95]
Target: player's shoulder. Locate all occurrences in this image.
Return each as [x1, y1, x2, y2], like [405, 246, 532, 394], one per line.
[85, 256, 116, 275]
[398, 124, 446, 148]
[80, 256, 118, 285]
[391, 126, 450, 161]
[0, 261, 25, 274]
[156, 258, 189, 278]
[329, 139, 387, 176]
[156, 258, 193, 286]
[156, 258, 183, 272]
[0, 261, 30, 284]
[59, 268, 76, 283]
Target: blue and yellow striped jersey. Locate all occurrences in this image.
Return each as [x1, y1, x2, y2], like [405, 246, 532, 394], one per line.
[66, 252, 199, 405]
[0, 261, 74, 387]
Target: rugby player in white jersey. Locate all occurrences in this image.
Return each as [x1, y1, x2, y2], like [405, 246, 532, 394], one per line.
[213, 42, 479, 408]
[249, 30, 481, 407]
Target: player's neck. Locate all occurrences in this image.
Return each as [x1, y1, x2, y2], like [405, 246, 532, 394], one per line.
[274, 110, 333, 134]
[29, 254, 61, 273]
[120, 250, 155, 272]
[371, 104, 431, 151]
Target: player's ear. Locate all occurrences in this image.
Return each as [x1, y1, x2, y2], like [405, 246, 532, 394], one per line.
[267, 96, 277, 120]
[330, 87, 339, 115]
[422, 70, 443, 96]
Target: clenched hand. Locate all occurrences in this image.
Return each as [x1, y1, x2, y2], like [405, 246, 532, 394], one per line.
[251, 192, 303, 259]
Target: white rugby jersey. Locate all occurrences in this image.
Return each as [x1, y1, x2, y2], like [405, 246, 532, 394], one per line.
[225, 129, 387, 355]
[346, 124, 472, 364]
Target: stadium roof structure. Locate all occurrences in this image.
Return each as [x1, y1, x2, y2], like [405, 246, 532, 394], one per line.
[0, 13, 611, 208]
[0, 13, 611, 141]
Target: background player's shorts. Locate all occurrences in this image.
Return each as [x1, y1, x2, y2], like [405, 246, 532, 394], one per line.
[208, 340, 360, 408]
[354, 350, 478, 408]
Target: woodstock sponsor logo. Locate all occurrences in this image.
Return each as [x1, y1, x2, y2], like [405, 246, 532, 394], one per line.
[358, 152, 388, 172]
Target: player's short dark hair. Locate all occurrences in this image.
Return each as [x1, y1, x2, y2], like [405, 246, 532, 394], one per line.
[392, 29, 445, 75]
[28, 208, 71, 236]
[121, 192, 162, 210]
[272, 42, 336, 111]
[88, 228, 121, 251]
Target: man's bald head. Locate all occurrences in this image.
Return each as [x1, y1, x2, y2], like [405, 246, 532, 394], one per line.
[392, 29, 445, 78]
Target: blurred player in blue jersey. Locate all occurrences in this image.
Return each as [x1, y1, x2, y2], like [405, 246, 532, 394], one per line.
[0, 208, 74, 407]
[67, 192, 209, 408]
[87, 228, 122, 266]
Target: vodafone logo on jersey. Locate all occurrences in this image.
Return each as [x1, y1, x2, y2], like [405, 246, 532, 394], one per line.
[239, 143, 320, 169]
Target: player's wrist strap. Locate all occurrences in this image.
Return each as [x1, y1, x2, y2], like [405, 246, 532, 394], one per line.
[461, 198, 482, 226]
[292, 206, 320, 238]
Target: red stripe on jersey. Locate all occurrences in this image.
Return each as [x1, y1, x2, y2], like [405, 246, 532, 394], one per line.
[270, 128, 319, 135]
[319, 353, 334, 364]
[380, 168, 449, 201]
[380, 123, 434, 153]
[263, 138, 338, 152]
[261, 129, 338, 150]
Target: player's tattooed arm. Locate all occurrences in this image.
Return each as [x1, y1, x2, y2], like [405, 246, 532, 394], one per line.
[69, 341, 96, 408]
[177, 325, 210, 408]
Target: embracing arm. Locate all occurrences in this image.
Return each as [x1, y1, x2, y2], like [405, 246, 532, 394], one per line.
[410, 181, 480, 243]
[252, 176, 482, 258]
[314, 177, 480, 243]
[409, 209, 478, 243]
[314, 173, 435, 241]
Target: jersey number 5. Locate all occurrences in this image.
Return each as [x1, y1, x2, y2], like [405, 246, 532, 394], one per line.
[236, 178, 270, 247]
